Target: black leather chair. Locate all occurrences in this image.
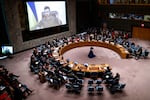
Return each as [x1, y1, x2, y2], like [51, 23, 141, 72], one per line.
[72, 84, 81, 93]
[88, 86, 94, 94]
[76, 79, 84, 84]
[116, 83, 126, 91]
[76, 72, 85, 79]
[88, 80, 94, 85]
[68, 77, 76, 83]
[141, 50, 149, 59]
[95, 85, 103, 94]
[65, 83, 73, 92]
[95, 80, 102, 85]
[108, 83, 126, 94]
[90, 72, 98, 79]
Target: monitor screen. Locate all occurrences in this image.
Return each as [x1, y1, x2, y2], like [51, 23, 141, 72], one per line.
[26, 1, 67, 31]
[1, 45, 13, 56]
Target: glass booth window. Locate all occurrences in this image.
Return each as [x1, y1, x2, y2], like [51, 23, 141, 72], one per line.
[109, 13, 150, 22]
[98, 0, 150, 4]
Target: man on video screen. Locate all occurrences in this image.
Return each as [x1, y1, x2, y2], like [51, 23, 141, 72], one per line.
[36, 6, 62, 29]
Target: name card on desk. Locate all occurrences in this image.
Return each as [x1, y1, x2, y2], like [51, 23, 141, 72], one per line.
[68, 64, 74, 68]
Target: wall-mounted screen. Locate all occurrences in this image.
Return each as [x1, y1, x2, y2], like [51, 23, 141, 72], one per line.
[26, 1, 67, 31]
[144, 15, 150, 22]
[1, 45, 13, 56]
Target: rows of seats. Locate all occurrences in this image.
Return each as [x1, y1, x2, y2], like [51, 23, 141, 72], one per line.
[87, 66, 126, 94]
[64, 66, 126, 95]
[102, 67, 126, 94]
[65, 78, 84, 94]
[86, 27, 149, 60]
[87, 79, 103, 94]
[29, 26, 149, 95]
[30, 41, 81, 89]
[0, 65, 33, 100]
[122, 41, 149, 59]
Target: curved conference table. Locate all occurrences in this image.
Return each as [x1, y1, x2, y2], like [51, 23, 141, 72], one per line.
[59, 40, 129, 59]
[53, 40, 129, 74]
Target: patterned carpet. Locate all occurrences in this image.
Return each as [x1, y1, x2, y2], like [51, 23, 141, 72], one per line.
[63, 46, 121, 64]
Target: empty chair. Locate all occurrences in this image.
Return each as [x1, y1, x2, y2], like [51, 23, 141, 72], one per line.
[141, 50, 149, 59]
[72, 84, 81, 93]
[116, 83, 126, 91]
[61, 67, 72, 74]
[68, 77, 76, 83]
[95, 85, 103, 94]
[88, 80, 94, 85]
[76, 72, 85, 78]
[65, 83, 73, 92]
[95, 80, 102, 85]
[90, 72, 98, 79]
[75, 79, 84, 89]
[76, 79, 84, 84]
[88, 86, 94, 94]
[108, 83, 126, 94]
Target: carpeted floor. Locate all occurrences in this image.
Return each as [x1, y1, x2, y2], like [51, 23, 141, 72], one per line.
[0, 38, 150, 100]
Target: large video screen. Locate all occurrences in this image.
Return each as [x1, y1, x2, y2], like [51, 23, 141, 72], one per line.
[1, 45, 13, 56]
[26, 1, 67, 31]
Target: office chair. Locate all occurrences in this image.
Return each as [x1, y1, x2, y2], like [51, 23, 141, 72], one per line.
[65, 83, 73, 92]
[117, 83, 126, 91]
[141, 50, 149, 59]
[88, 80, 94, 85]
[95, 85, 103, 94]
[72, 84, 81, 93]
[88, 86, 94, 94]
[95, 80, 102, 85]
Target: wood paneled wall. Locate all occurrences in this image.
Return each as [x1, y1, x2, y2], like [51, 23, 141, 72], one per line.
[98, 4, 150, 31]
[132, 26, 150, 40]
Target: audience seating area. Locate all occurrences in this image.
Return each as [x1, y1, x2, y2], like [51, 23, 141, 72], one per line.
[87, 79, 103, 94]
[29, 26, 149, 97]
[0, 65, 33, 100]
[2, 26, 148, 99]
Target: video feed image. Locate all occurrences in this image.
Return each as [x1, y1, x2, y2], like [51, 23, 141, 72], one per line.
[1, 46, 13, 55]
[144, 15, 150, 22]
[26, 1, 67, 31]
